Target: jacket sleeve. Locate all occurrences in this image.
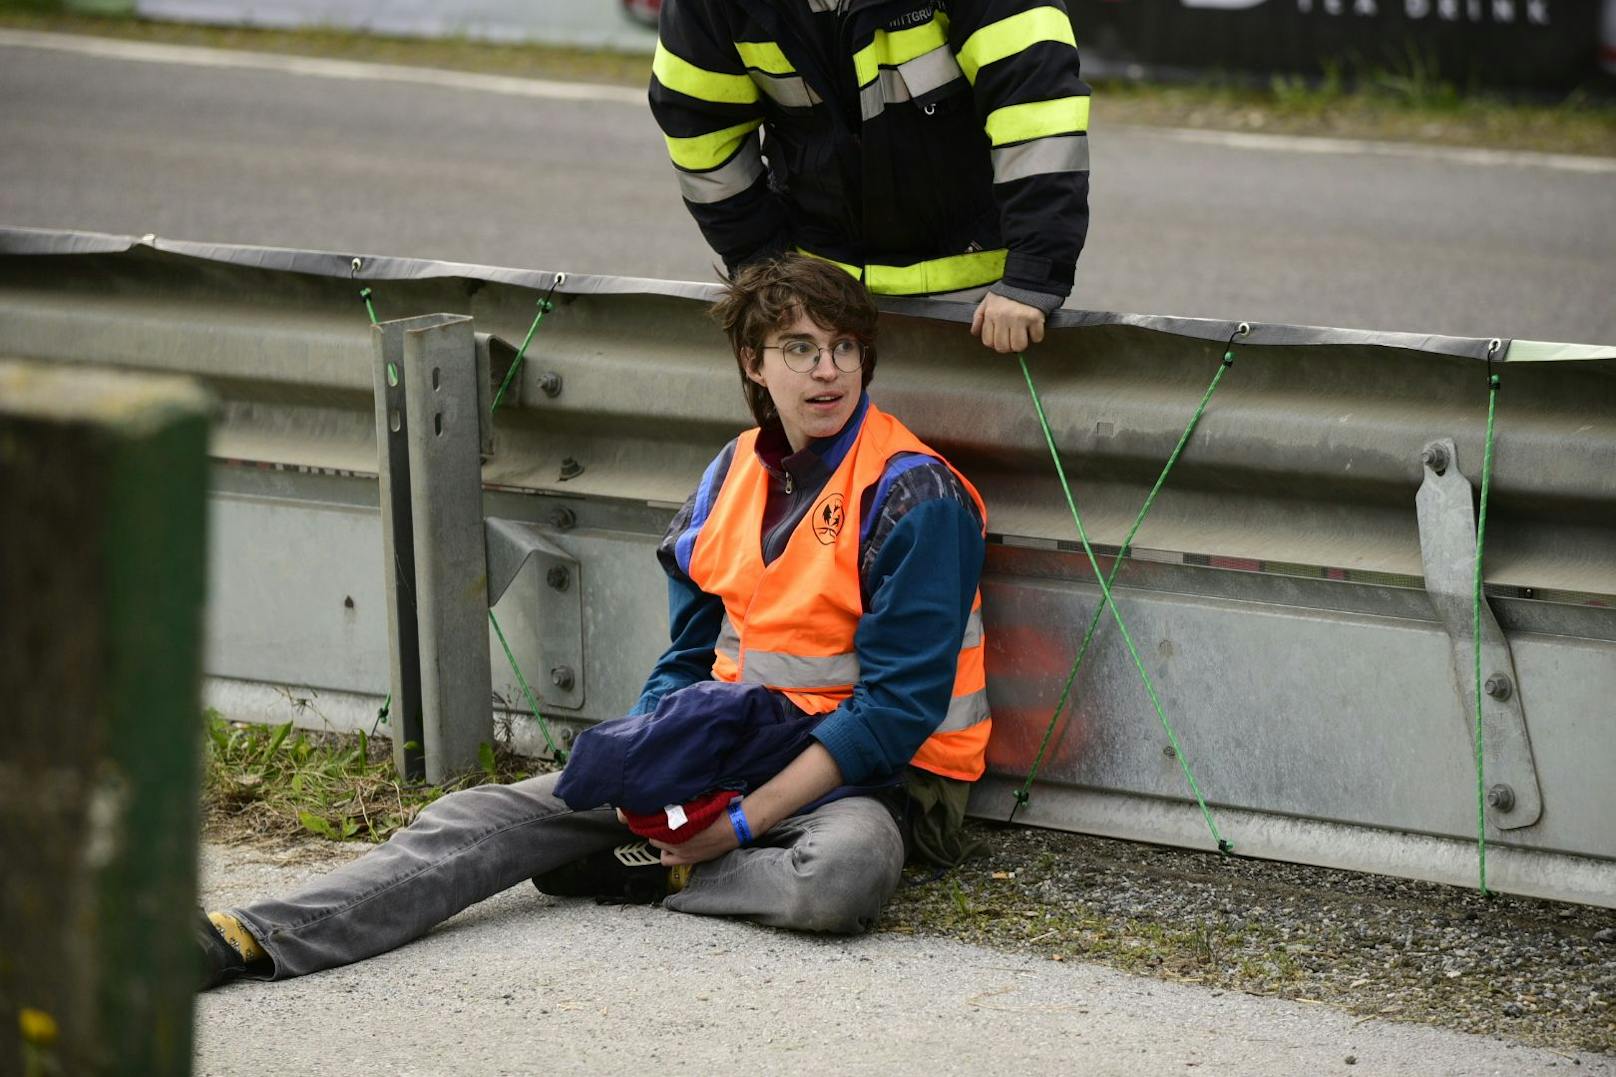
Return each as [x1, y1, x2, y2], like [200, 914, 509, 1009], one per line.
[651, 0, 793, 274]
[810, 463, 986, 786]
[949, 0, 1091, 303]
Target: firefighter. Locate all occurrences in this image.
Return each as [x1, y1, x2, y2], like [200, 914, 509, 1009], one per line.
[650, 0, 1091, 354]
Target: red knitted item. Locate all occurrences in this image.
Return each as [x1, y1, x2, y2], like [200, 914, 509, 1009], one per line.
[622, 789, 742, 844]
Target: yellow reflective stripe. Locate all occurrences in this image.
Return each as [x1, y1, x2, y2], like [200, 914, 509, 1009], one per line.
[735, 40, 795, 76]
[795, 247, 862, 279]
[653, 41, 760, 104]
[984, 95, 1090, 147]
[665, 119, 764, 171]
[852, 14, 951, 87]
[957, 6, 1076, 84]
[798, 249, 1007, 295]
[866, 249, 1007, 295]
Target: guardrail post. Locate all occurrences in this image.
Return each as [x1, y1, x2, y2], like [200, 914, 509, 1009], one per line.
[0, 360, 210, 1076]
[372, 315, 493, 783]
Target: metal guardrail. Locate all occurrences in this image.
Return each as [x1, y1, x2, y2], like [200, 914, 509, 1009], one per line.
[2, 228, 1612, 907]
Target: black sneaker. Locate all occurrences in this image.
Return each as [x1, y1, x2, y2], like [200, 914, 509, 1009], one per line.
[196, 911, 250, 991]
[532, 841, 671, 905]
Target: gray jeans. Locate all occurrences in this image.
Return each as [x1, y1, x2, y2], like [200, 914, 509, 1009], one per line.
[229, 772, 905, 979]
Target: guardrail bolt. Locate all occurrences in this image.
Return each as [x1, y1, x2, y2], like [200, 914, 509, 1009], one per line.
[547, 506, 576, 531]
[1484, 673, 1513, 701]
[545, 565, 570, 592]
[1421, 443, 1449, 475]
[539, 372, 563, 398]
[558, 457, 584, 481]
[1487, 784, 1516, 813]
[549, 665, 575, 691]
[1162, 744, 1178, 758]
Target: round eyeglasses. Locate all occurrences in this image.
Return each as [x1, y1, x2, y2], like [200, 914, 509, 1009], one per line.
[764, 338, 865, 374]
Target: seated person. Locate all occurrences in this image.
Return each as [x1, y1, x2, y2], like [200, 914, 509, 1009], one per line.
[199, 254, 992, 986]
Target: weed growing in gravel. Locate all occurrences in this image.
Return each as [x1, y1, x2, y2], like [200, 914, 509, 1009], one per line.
[882, 826, 1616, 1056]
[202, 709, 548, 844]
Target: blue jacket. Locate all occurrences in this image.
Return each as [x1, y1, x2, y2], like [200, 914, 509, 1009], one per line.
[554, 682, 821, 814]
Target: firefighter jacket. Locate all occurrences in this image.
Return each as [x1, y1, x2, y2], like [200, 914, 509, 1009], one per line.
[650, 0, 1091, 304]
[683, 401, 992, 781]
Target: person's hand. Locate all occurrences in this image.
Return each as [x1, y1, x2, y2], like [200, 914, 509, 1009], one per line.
[649, 804, 743, 867]
[971, 292, 1046, 354]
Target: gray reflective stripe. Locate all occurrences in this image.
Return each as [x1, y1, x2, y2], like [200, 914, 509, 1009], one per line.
[859, 70, 904, 120]
[937, 688, 991, 734]
[897, 46, 965, 99]
[860, 47, 965, 121]
[716, 614, 741, 658]
[741, 649, 862, 688]
[805, 0, 839, 10]
[962, 608, 984, 649]
[675, 135, 765, 204]
[991, 134, 1090, 185]
[750, 70, 820, 108]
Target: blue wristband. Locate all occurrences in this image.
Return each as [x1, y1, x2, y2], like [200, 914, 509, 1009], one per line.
[727, 798, 753, 847]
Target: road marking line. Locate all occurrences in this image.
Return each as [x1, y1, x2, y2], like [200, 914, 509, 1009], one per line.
[0, 28, 646, 106]
[1149, 127, 1616, 175]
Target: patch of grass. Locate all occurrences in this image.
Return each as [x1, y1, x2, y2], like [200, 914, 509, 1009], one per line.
[1092, 74, 1616, 157]
[2, 7, 1612, 156]
[202, 708, 549, 845]
[0, 7, 654, 86]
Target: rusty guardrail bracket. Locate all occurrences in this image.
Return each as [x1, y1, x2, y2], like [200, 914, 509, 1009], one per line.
[1415, 436, 1542, 830]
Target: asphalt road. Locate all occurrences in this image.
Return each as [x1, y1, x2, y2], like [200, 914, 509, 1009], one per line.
[196, 842, 1611, 1076]
[2, 31, 1614, 344]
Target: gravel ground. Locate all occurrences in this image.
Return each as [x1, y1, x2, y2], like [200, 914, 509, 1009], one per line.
[203, 814, 1615, 1060]
[199, 840, 1614, 1075]
[885, 821, 1616, 1057]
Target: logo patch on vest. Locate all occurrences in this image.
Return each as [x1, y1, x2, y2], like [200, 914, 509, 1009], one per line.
[811, 492, 845, 545]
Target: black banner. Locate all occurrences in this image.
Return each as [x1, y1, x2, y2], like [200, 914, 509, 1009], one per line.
[1069, 0, 1608, 93]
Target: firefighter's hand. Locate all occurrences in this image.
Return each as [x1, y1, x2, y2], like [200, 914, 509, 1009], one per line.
[971, 292, 1046, 354]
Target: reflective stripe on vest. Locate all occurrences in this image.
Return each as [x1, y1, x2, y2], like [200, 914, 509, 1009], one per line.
[719, 608, 984, 693]
[685, 402, 992, 779]
[735, 40, 822, 109]
[797, 247, 1009, 297]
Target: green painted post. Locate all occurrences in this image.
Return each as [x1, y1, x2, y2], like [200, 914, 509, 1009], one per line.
[0, 361, 211, 1076]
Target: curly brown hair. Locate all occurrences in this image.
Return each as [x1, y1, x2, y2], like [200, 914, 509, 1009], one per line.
[708, 255, 879, 430]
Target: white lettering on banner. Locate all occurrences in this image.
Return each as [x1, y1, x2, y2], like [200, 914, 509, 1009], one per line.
[1305, 0, 1547, 18]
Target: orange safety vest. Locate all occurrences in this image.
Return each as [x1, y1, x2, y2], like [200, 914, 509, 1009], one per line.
[685, 402, 991, 781]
